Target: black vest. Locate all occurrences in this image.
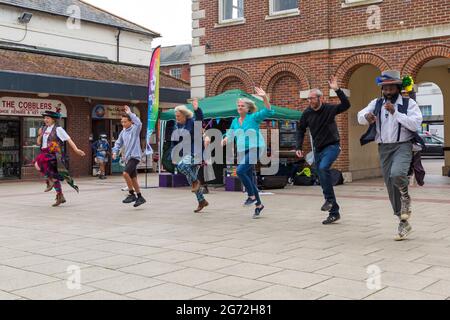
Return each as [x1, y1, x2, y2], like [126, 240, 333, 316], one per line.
[360, 97, 425, 147]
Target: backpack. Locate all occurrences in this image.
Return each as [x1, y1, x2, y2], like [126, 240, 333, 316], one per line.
[360, 98, 425, 148]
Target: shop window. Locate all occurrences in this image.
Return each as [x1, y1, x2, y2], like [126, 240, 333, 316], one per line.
[22, 117, 66, 167]
[0, 119, 20, 179]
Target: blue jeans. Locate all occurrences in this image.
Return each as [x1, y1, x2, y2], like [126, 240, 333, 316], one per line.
[237, 148, 261, 206]
[177, 155, 205, 203]
[315, 144, 341, 215]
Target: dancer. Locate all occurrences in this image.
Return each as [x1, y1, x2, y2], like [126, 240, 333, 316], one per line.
[35, 111, 86, 207]
[358, 70, 423, 241]
[295, 76, 351, 225]
[112, 106, 146, 207]
[92, 134, 110, 180]
[222, 87, 274, 219]
[172, 98, 209, 213]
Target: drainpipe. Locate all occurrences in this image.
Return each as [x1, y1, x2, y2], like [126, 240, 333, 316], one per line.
[116, 28, 122, 63]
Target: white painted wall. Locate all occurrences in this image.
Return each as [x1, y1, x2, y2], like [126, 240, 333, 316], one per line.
[417, 83, 445, 138]
[0, 4, 153, 66]
[417, 83, 444, 116]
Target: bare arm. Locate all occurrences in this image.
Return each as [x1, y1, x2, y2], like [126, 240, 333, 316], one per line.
[67, 139, 86, 157]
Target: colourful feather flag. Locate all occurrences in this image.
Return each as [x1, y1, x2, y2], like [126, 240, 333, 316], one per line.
[145, 46, 161, 155]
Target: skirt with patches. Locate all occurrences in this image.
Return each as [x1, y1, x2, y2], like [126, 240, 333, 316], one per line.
[35, 148, 79, 193]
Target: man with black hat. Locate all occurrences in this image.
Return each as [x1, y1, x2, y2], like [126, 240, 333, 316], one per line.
[35, 111, 86, 206]
[358, 70, 423, 241]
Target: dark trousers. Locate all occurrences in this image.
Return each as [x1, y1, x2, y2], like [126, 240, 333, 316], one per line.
[315, 144, 341, 215]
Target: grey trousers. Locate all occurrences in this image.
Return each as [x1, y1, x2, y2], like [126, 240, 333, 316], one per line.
[378, 142, 413, 217]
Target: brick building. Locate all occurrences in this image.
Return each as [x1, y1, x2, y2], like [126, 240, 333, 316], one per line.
[191, 0, 450, 180]
[161, 44, 192, 83]
[0, 0, 190, 181]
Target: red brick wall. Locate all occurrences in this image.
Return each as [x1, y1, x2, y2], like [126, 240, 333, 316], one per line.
[203, 38, 450, 172]
[161, 64, 191, 83]
[200, 0, 450, 53]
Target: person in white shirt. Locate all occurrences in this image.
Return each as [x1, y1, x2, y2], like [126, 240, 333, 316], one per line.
[35, 111, 86, 207]
[358, 70, 423, 241]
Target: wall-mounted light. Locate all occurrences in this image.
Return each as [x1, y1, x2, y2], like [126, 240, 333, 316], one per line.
[18, 12, 33, 24]
[37, 93, 49, 98]
[131, 100, 140, 105]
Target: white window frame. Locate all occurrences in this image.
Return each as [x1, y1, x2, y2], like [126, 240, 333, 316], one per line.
[341, 0, 383, 8]
[218, 0, 245, 25]
[170, 68, 182, 79]
[269, 0, 299, 17]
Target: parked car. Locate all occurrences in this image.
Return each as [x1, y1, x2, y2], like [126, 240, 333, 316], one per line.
[419, 132, 444, 157]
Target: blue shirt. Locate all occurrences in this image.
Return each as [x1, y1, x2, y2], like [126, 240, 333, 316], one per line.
[112, 113, 143, 162]
[225, 108, 275, 153]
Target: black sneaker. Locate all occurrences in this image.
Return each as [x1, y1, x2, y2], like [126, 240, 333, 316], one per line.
[321, 201, 333, 212]
[123, 194, 138, 204]
[253, 205, 265, 219]
[322, 214, 341, 225]
[134, 197, 147, 208]
[244, 198, 257, 207]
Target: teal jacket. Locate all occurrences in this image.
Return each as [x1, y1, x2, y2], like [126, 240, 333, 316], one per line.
[225, 108, 275, 153]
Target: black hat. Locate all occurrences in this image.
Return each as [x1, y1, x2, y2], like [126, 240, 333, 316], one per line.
[42, 111, 62, 119]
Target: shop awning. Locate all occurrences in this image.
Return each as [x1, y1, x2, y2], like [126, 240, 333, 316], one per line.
[0, 70, 190, 103]
[160, 90, 302, 121]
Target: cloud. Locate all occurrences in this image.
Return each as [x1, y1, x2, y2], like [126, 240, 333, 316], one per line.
[83, 0, 192, 47]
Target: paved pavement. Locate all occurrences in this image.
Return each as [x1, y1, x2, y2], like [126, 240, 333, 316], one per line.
[0, 159, 449, 300]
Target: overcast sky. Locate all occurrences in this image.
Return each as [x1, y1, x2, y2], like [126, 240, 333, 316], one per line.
[83, 0, 192, 47]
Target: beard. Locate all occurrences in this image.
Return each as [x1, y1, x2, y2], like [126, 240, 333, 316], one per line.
[383, 92, 400, 103]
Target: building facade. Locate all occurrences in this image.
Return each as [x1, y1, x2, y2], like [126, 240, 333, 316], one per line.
[191, 0, 450, 179]
[0, 0, 190, 181]
[161, 44, 192, 83]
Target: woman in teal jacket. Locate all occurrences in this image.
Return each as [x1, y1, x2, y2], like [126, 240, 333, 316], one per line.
[222, 87, 274, 219]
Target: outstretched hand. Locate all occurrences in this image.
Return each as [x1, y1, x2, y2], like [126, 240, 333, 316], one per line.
[123, 105, 131, 114]
[193, 98, 199, 111]
[255, 87, 268, 100]
[328, 76, 339, 91]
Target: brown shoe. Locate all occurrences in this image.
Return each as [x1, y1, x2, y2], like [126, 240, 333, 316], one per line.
[194, 200, 209, 213]
[52, 194, 66, 207]
[45, 180, 55, 192]
[191, 180, 201, 193]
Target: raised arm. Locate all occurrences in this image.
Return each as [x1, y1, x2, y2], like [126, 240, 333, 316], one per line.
[328, 76, 351, 114]
[192, 98, 204, 121]
[252, 87, 275, 123]
[124, 105, 142, 130]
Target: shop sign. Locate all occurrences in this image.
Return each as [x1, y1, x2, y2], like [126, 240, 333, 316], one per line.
[92, 104, 141, 120]
[0, 97, 67, 117]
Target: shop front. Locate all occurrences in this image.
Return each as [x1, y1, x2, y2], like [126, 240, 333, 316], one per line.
[0, 96, 67, 180]
[91, 104, 145, 175]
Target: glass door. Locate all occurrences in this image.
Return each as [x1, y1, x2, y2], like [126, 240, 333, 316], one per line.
[0, 119, 21, 180]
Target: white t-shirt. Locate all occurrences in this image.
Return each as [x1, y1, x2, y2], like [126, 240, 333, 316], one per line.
[42, 125, 70, 148]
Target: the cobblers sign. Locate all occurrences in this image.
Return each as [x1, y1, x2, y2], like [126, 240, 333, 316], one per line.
[0, 97, 68, 117]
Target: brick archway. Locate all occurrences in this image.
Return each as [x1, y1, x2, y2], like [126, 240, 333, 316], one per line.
[402, 45, 450, 78]
[335, 53, 391, 88]
[209, 67, 254, 96]
[260, 62, 310, 92]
